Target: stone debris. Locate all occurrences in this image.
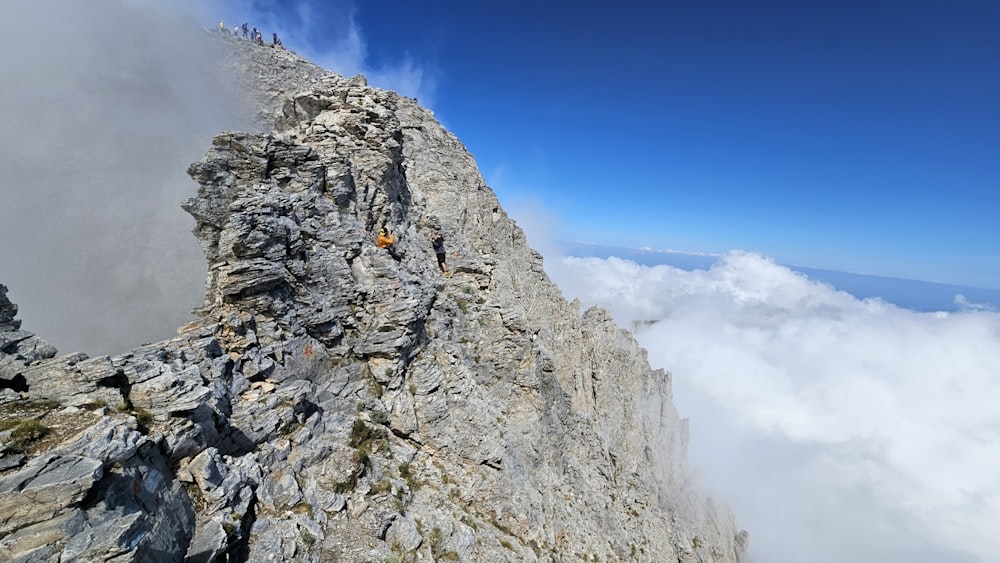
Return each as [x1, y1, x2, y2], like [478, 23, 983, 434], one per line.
[0, 32, 749, 563]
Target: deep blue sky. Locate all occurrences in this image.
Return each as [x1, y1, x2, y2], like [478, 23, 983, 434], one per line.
[210, 0, 999, 288]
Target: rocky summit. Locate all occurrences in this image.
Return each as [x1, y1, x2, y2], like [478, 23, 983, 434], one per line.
[0, 34, 749, 562]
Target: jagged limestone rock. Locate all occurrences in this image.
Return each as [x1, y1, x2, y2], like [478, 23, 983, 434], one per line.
[0, 33, 748, 562]
[0, 455, 102, 536]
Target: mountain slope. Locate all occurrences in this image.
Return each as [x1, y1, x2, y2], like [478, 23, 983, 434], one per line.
[0, 36, 748, 562]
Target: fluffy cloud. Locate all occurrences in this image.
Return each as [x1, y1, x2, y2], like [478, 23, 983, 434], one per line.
[550, 252, 1000, 563]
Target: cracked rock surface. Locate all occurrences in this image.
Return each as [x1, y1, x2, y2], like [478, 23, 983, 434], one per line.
[0, 34, 748, 562]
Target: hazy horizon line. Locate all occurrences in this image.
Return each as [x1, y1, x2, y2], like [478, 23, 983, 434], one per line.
[561, 240, 1000, 294]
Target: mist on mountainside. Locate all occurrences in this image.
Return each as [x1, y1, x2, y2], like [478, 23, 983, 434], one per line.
[544, 250, 1000, 563]
[0, 0, 251, 355]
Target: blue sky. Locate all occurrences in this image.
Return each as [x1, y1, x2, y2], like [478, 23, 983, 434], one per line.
[207, 0, 999, 288]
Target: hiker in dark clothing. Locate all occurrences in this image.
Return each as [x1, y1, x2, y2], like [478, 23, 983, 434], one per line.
[242, 22, 249, 38]
[273, 33, 283, 48]
[432, 231, 451, 276]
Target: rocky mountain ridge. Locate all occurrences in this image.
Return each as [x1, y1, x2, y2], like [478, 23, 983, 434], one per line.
[0, 34, 749, 562]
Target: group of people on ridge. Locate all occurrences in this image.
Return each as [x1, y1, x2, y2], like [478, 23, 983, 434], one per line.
[377, 227, 451, 277]
[218, 20, 282, 48]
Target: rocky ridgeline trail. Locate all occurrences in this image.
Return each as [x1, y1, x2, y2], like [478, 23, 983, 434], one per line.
[212, 33, 336, 130]
[0, 36, 749, 563]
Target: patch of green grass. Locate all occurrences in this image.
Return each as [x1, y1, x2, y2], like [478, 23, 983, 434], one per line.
[491, 519, 514, 537]
[300, 529, 316, 548]
[0, 418, 22, 432]
[280, 420, 304, 437]
[392, 491, 406, 514]
[398, 462, 421, 491]
[428, 527, 444, 555]
[4, 419, 51, 453]
[31, 399, 59, 410]
[133, 408, 154, 434]
[80, 399, 108, 410]
[423, 525, 461, 559]
[331, 479, 354, 494]
[353, 449, 371, 469]
[368, 479, 391, 495]
[11, 419, 49, 441]
[292, 502, 313, 514]
[349, 419, 386, 449]
[460, 515, 478, 531]
[335, 418, 388, 493]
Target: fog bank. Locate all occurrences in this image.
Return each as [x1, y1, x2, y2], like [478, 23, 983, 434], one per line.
[550, 252, 1000, 563]
[0, 0, 249, 355]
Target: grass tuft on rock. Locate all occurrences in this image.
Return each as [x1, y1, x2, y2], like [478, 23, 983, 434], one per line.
[3, 419, 51, 453]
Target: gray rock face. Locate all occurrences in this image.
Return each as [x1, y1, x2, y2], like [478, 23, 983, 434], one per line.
[0, 33, 748, 562]
[0, 285, 19, 331]
[0, 455, 102, 536]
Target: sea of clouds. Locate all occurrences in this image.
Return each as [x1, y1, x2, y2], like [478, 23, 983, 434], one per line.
[549, 251, 1000, 563]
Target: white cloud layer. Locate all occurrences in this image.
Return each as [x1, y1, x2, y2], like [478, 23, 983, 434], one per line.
[550, 252, 1000, 563]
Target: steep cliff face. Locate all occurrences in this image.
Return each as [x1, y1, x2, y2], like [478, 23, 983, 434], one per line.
[0, 37, 748, 562]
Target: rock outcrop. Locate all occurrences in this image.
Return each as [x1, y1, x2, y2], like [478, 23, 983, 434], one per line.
[0, 34, 748, 562]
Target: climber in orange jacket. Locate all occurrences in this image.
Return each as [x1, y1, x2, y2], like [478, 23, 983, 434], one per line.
[377, 228, 402, 260]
